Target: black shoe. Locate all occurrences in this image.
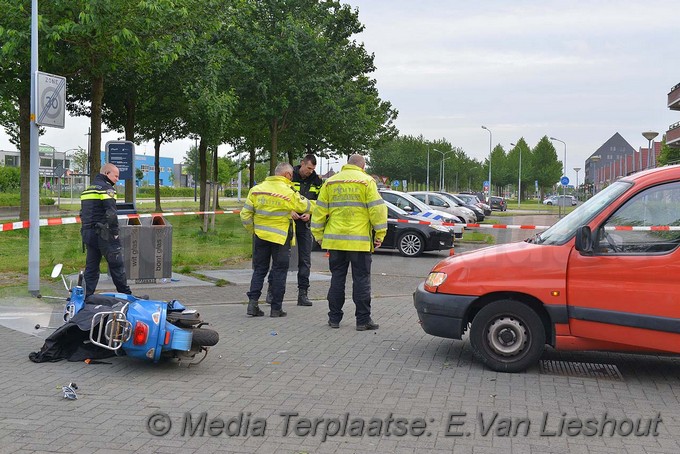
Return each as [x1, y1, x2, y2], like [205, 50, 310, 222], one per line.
[328, 320, 339, 329]
[270, 309, 287, 318]
[265, 288, 273, 305]
[297, 289, 312, 306]
[247, 300, 264, 317]
[356, 320, 379, 331]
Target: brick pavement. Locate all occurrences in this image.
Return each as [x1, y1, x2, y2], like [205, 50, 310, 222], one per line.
[2, 215, 680, 452]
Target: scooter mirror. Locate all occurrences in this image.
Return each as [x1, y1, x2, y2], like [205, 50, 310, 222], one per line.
[51, 264, 63, 279]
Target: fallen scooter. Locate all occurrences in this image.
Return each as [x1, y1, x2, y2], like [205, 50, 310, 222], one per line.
[29, 264, 219, 365]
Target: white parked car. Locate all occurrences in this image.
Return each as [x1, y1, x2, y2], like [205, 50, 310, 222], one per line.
[379, 190, 464, 238]
[407, 191, 477, 224]
[543, 195, 576, 206]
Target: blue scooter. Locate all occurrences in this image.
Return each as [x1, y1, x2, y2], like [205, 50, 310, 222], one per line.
[51, 264, 219, 365]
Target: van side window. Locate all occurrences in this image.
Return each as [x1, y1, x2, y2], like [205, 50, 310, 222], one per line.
[598, 182, 680, 254]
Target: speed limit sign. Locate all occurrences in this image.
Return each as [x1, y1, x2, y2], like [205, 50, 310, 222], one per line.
[36, 71, 66, 128]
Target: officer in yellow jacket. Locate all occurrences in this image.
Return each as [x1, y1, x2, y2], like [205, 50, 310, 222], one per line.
[311, 154, 387, 331]
[241, 162, 312, 317]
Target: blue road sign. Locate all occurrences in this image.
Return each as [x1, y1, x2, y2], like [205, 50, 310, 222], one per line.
[392, 179, 400, 187]
[561, 176, 570, 186]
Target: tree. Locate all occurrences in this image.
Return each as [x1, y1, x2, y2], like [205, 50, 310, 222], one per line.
[70, 147, 88, 173]
[657, 136, 680, 166]
[532, 136, 563, 196]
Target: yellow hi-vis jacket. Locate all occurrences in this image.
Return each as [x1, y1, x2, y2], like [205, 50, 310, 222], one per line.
[311, 164, 388, 252]
[240, 175, 312, 245]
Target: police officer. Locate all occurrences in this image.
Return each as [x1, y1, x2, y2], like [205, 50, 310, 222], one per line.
[241, 162, 312, 317]
[311, 154, 388, 331]
[80, 163, 132, 298]
[267, 154, 322, 307]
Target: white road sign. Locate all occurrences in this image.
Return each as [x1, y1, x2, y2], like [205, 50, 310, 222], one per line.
[36, 71, 66, 128]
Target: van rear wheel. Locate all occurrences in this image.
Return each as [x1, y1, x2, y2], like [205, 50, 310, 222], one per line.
[469, 300, 545, 372]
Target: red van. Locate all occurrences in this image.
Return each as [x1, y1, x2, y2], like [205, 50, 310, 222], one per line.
[414, 165, 680, 372]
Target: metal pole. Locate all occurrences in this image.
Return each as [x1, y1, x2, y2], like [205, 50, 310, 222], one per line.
[426, 147, 430, 191]
[511, 142, 522, 208]
[482, 126, 492, 201]
[28, 0, 40, 295]
[550, 137, 566, 217]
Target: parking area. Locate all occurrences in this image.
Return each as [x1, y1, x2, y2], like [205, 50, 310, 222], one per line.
[2, 215, 680, 453]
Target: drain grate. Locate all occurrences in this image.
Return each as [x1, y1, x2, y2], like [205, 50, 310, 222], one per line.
[539, 360, 623, 380]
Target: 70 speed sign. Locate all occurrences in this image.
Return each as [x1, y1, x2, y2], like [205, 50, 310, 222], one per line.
[35, 71, 66, 129]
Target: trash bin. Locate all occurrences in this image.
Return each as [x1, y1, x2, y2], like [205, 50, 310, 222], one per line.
[119, 215, 172, 283]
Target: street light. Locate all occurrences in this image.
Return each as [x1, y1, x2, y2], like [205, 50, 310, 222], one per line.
[642, 131, 659, 169]
[432, 148, 451, 191]
[426, 147, 430, 191]
[549, 137, 567, 217]
[481, 126, 492, 201]
[573, 167, 581, 201]
[510, 142, 524, 208]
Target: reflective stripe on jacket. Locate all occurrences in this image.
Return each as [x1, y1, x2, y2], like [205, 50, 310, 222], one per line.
[240, 175, 312, 245]
[80, 173, 119, 235]
[311, 164, 387, 252]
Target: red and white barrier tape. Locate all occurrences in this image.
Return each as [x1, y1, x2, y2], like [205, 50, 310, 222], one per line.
[387, 218, 680, 232]
[2, 211, 678, 232]
[0, 210, 241, 232]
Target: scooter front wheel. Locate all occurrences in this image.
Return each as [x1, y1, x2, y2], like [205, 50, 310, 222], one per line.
[191, 328, 219, 347]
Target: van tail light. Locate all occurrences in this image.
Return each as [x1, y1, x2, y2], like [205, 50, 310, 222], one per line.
[132, 321, 149, 345]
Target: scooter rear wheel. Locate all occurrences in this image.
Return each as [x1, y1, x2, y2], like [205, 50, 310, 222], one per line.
[191, 328, 219, 347]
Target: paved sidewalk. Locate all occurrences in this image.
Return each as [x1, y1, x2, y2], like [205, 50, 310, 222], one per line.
[3, 214, 680, 452]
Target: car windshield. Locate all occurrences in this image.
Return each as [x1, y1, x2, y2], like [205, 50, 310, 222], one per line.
[535, 181, 632, 245]
[384, 200, 407, 216]
[442, 193, 464, 205]
[393, 193, 433, 213]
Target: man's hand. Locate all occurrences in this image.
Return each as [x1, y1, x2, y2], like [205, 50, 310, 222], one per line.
[298, 213, 310, 222]
[291, 211, 300, 220]
[374, 239, 382, 248]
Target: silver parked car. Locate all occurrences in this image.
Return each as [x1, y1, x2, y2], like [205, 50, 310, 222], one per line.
[408, 191, 477, 224]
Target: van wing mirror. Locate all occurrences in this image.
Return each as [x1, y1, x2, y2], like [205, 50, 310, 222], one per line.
[403, 205, 413, 212]
[574, 226, 593, 255]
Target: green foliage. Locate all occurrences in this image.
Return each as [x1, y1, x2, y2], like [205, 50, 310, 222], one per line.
[137, 186, 196, 198]
[0, 193, 55, 207]
[0, 166, 20, 191]
[657, 137, 680, 166]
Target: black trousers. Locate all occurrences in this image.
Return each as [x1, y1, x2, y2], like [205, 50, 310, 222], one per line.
[247, 232, 291, 311]
[327, 250, 372, 325]
[82, 229, 131, 297]
[295, 219, 312, 290]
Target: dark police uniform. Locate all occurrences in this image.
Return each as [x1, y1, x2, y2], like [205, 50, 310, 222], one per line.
[80, 173, 132, 297]
[291, 165, 323, 296]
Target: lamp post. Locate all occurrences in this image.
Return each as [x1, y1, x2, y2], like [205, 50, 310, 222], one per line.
[481, 126, 492, 201]
[549, 137, 567, 217]
[432, 148, 451, 191]
[642, 131, 659, 169]
[510, 142, 523, 207]
[573, 167, 581, 201]
[426, 147, 430, 191]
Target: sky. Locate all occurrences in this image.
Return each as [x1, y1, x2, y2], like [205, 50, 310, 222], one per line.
[1, 0, 678, 182]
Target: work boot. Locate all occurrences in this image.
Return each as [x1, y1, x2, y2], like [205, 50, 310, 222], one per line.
[270, 309, 287, 318]
[297, 289, 312, 306]
[246, 300, 264, 317]
[265, 288, 273, 305]
[356, 319, 379, 331]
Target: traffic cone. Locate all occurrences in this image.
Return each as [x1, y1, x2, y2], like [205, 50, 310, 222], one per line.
[324, 251, 330, 257]
[449, 247, 455, 256]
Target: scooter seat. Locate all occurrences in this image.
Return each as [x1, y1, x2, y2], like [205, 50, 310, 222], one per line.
[85, 294, 129, 308]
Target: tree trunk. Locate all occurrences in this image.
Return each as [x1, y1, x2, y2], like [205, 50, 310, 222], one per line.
[154, 135, 162, 212]
[249, 147, 255, 188]
[269, 117, 278, 175]
[89, 75, 104, 179]
[18, 91, 30, 220]
[199, 137, 208, 212]
[287, 149, 294, 165]
[212, 145, 219, 210]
